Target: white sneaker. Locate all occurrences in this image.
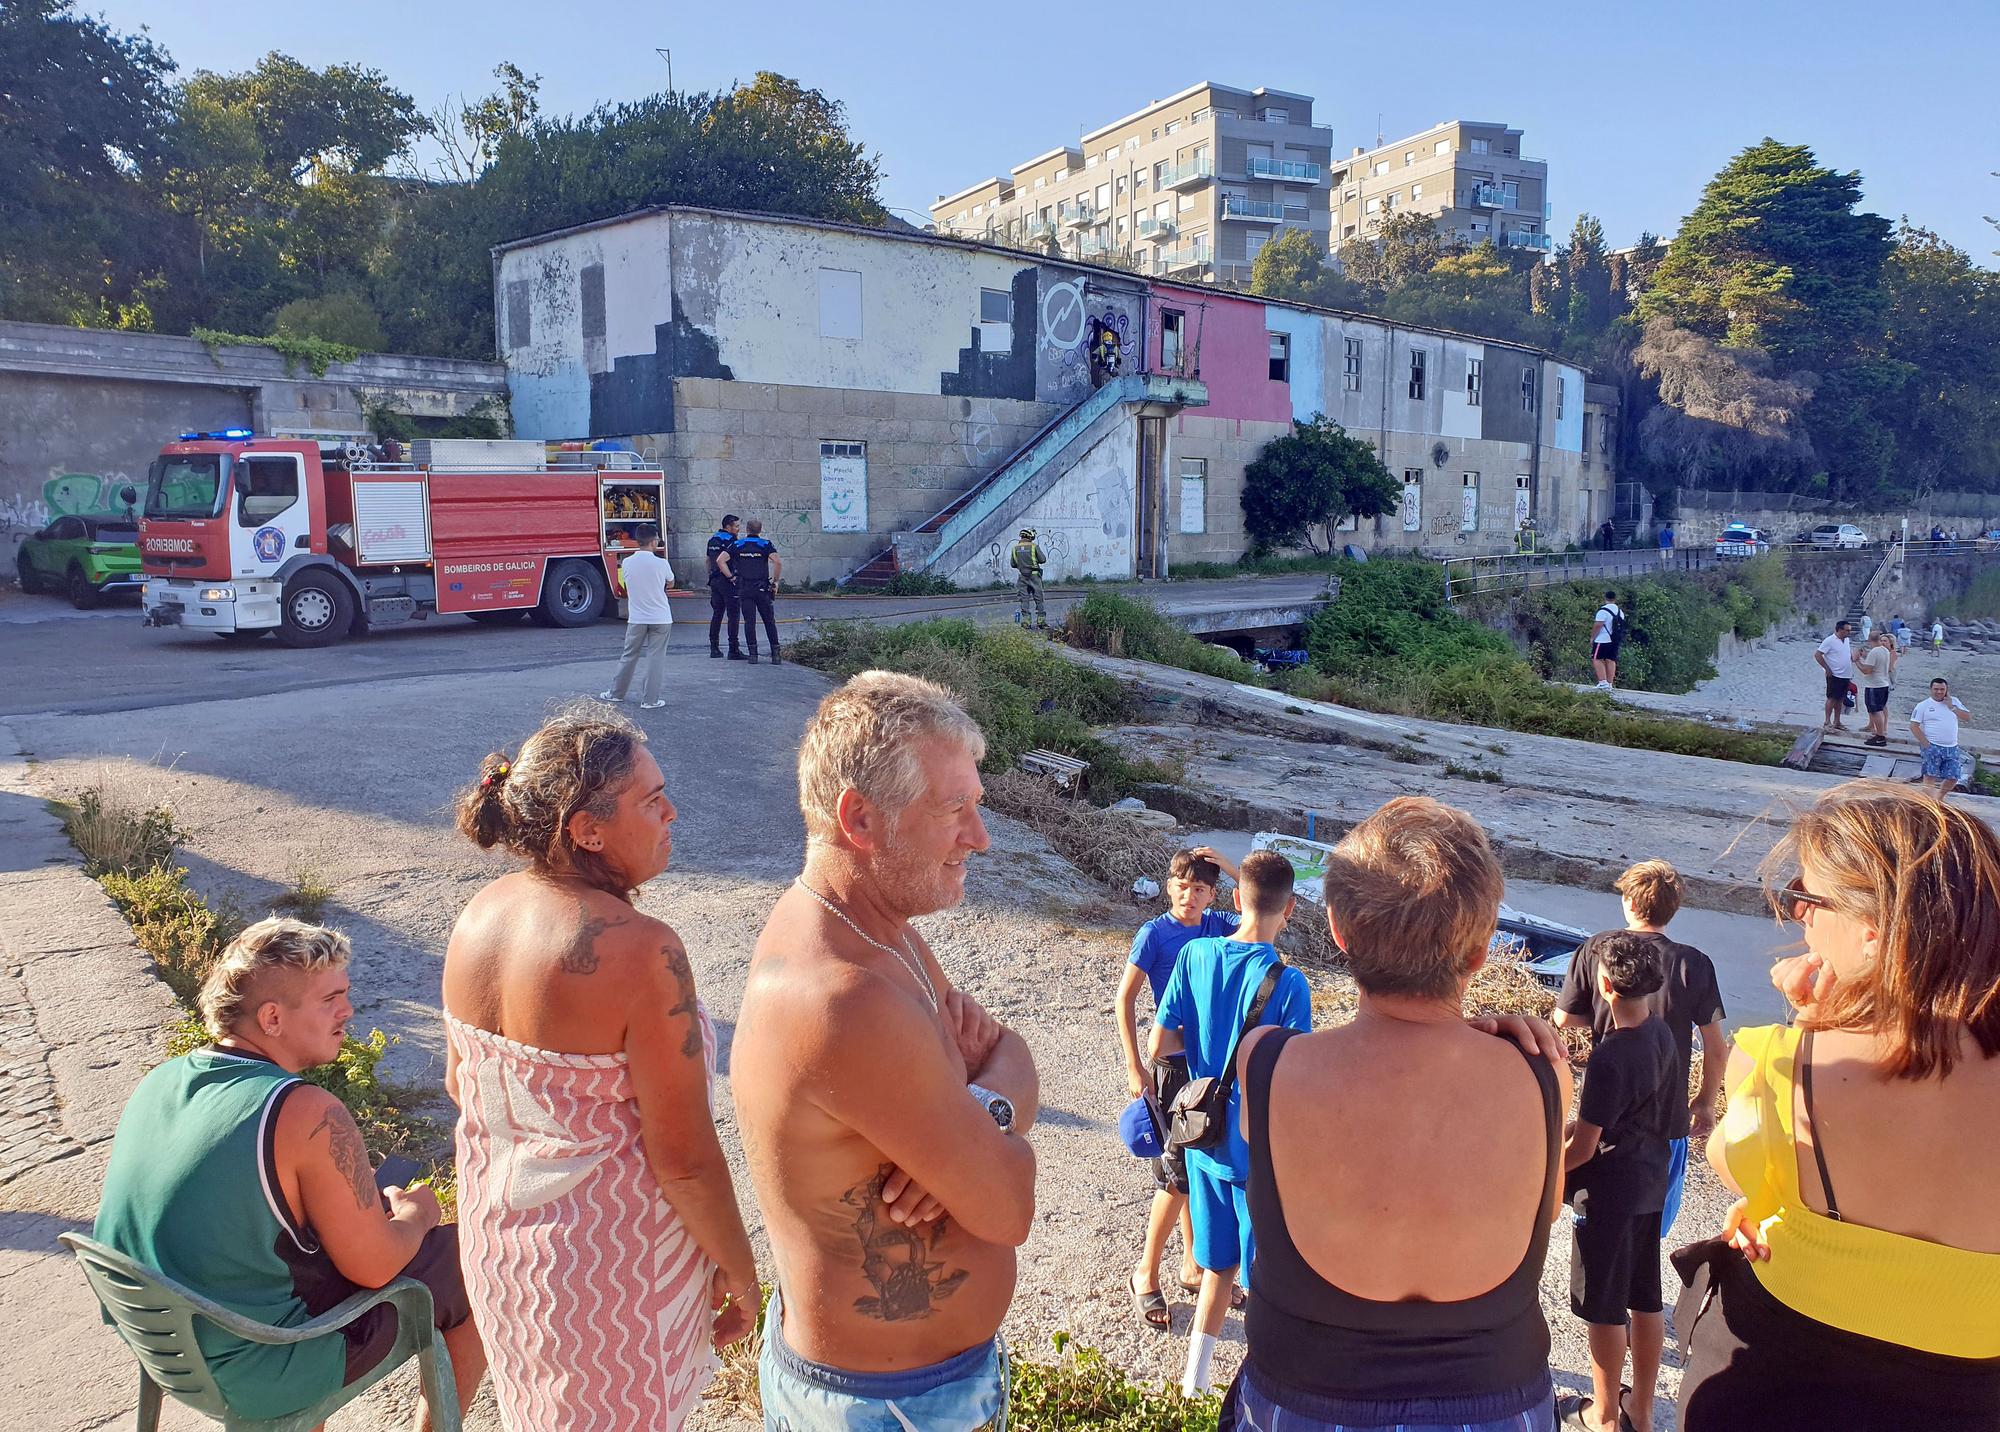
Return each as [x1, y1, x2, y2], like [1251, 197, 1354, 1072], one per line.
[598, 690, 620, 701]
[640, 700, 666, 709]
[1596, 680, 1613, 690]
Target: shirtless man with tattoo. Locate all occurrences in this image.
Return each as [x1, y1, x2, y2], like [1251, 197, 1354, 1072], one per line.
[734, 672, 1041, 1430]
[95, 918, 486, 1429]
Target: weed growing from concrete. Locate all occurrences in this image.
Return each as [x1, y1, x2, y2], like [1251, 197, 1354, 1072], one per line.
[272, 855, 336, 923]
[1444, 760, 1505, 784]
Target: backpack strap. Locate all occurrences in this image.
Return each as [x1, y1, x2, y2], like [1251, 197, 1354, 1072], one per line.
[1216, 963, 1283, 1108]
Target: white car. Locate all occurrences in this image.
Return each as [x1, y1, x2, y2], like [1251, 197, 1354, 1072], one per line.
[1810, 523, 1869, 550]
[1715, 524, 1771, 558]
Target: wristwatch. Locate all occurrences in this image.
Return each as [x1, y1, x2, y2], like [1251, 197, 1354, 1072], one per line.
[967, 1082, 1015, 1132]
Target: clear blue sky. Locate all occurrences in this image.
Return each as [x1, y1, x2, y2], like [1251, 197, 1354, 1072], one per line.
[99, 0, 1999, 262]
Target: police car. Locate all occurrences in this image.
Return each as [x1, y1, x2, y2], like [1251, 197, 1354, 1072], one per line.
[1714, 523, 1771, 558]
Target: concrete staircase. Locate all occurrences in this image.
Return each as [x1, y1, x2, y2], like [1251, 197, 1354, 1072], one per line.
[841, 371, 1207, 588]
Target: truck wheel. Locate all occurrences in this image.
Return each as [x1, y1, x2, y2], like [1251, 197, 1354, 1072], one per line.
[277, 570, 355, 648]
[66, 564, 98, 610]
[539, 559, 608, 628]
[16, 554, 41, 594]
[467, 610, 529, 626]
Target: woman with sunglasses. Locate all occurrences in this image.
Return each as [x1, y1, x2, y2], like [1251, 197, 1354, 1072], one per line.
[1677, 781, 2000, 1430]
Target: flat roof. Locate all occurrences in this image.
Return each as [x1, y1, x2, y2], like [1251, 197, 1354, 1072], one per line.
[492, 203, 1574, 365]
[934, 176, 1011, 208]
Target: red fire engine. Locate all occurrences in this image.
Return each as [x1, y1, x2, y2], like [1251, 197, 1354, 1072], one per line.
[138, 434, 666, 647]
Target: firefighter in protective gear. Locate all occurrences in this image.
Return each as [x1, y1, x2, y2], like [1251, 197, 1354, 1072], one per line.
[1010, 528, 1048, 629]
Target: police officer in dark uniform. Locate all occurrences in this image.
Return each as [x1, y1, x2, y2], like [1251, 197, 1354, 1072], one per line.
[706, 513, 743, 659]
[720, 518, 782, 664]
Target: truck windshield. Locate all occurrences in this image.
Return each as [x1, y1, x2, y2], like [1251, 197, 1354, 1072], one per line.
[144, 455, 229, 520]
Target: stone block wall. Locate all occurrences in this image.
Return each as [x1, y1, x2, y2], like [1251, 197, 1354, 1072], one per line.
[642, 379, 1059, 584]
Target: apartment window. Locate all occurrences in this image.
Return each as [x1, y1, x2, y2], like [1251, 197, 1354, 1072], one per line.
[1343, 337, 1363, 391]
[1034, 177, 1045, 189]
[1161, 310, 1186, 371]
[1466, 358, 1482, 406]
[1384, 192, 1399, 211]
[1411, 182, 1423, 201]
[1179, 193, 1196, 212]
[1364, 197, 1380, 215]
[1268, 332, 1290, 382]
[1461, 473, 1480, 532]
[1153, 199, 1171, 221]
[1054, 167, 1068, 182]
[1343, 187, 1357, 200]
[1115, 175, 1127, 198]
[1179, 458, 1208, 534]
[1556, 377, 1567, 420]
[1086, 155, 1099, 169]
[1104, 147, 1119, 163]
[1193, 143, 1209, 169]
[1166, 120, 1182, 136]
[1403, 150, 1415, 165]
[1371, 160, 1389, 177]
[1408, 349, 1426, 400]
[1401, 469, 1423, 531]
[1342, 224, 1356, 239]
[1125, 138, 1140, 152]
[1191, 108, 1210, 124]
[1153, 160, 1169, 187]
[1434, 139, 1450, 155]
[1521, 368, 1536, 411]
[1095, 183, 1110, 209]
[1257, 108, 1289, 124]
[818, 267, 862, 339]
[1471, 137, 1491, 154]
[1151, 127, 1160, 140]
[979, 288, 1012, 325]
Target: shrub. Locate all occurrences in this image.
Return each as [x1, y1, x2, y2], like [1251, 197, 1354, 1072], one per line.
[1011, 1336, 1222, 1432]
[272, 856, 335, 922]
[1067, 593, 1258, 683]
[60, 787, 183, 877]
[99, 864, 245, 1004]
[269, 290, 387, 352]
[878, 570, 960, 596]
[1303, 559, 1512, 677]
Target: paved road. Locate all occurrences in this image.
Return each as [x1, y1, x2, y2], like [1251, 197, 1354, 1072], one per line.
[0, 575, 1336, 717]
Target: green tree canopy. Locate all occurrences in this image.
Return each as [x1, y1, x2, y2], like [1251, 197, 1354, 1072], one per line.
[1337, 211, 1451, 294]
[1248, 227, 1364, 309]
[1240, 416, 1401, 554]
[1382, 242, 1555, 348]
[1640, 139, 1892, 367]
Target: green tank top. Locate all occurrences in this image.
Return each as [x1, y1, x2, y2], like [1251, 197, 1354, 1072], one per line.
[94, 1049, 346, 1419]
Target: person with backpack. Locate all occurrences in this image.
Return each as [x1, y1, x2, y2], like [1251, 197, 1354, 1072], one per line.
[1150, 851, 1313, 1396]
[1010, 528, 1049, 630]
[1592, 591, 1626, 691]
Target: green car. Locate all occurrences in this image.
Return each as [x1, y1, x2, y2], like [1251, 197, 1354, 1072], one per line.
[16, 512, 144, 608]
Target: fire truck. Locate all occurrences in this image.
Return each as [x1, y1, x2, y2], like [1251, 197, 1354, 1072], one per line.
[138, 433, 667, 647]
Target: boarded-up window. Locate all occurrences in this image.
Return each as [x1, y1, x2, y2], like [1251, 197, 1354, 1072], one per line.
[505, 280, 532, 349]
[579, 265, 606, 339]
[1179, 458, 1207, 534]
[1401, 469, 1423, 531]
[819, 268, 863, 340]
[820, 441, 867, 532]
[1461, 472, 1480, 532]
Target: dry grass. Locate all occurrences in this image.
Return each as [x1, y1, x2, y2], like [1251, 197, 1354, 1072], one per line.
[984, 770, 1178, 894]
[58, 784, 183, 877]
[271, 852, 336, 923]
[701, 1287, 771, 1418]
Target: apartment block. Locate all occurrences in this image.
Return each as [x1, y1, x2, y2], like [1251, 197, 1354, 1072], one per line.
[1330, 121, 1551, 255]
[930, 82, 1334, 286]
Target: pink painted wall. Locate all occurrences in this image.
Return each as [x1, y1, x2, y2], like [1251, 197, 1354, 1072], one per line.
[1147, 282, 1292, 425]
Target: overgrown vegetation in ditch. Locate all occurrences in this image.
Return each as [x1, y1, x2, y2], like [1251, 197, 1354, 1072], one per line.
[1490, 556, 1794, 692]
[1064, 583, 1789, 766]
[59, 785, 446, 1170]
[787, 618, 1177, 801]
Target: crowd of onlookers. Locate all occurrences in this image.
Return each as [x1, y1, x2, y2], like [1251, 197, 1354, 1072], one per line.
[85, 672, 2000, 1432]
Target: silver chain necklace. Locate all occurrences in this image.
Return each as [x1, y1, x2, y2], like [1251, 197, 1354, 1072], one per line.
[795, 879, 939, 1012]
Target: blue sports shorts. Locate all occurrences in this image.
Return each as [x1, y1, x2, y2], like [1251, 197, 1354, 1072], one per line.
[1186, 1160, 1253, 1285]
[759, 1286, 1007, 1432]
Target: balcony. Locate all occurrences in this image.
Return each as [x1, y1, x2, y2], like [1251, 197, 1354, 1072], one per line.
[1059, 204, 1096, 229]
[1077, 236, 1120, 258]
[1500, 230, 1552, 251]
[1219, 196, 1284, 221]
[1024, 220, 1056, 243]
[1246, 157, 1322, 184]
[1470, 182, 1519, 210]
[1153, 244, 1210, 275]
[1137, 216, 1176, 239]
[1159, 160, 1214, 190]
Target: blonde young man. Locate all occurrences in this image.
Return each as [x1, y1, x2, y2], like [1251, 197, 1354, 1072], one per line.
[734, 672, 1038, 1430]
[1114, 845, 1243, 1328]
[94, 919, 485, 1429]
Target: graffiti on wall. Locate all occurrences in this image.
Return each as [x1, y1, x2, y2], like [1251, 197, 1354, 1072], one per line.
[1, 493, 50, 535]
[1038, 279, 1136, 394]
[1401, 480, 1422, 532]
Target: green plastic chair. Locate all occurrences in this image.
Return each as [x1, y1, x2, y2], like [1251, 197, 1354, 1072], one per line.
[60, 1233, 460, 1432]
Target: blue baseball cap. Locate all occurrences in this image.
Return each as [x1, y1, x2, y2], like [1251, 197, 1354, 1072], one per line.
[1119, 1095, 1164, 1159]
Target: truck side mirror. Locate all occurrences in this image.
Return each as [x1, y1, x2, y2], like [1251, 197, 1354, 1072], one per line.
[120, 485, 139, 507]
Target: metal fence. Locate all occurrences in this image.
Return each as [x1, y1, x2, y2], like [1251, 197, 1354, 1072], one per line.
[1439, 549, 1715, 602]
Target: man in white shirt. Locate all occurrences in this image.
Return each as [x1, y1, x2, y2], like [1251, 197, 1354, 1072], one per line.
[601, 525, 675, 709]
[1814, 621, 1855, 732]
[1591, 590, 1624, 691]
[1910, 677, 1974, 797]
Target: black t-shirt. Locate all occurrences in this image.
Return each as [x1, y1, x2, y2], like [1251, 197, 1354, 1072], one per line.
[1558, 930, 1724, 1139]
[1574, 1018, 1679, 1214]
[705, 529, 736, 582]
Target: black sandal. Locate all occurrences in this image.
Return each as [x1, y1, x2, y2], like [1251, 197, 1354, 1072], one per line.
[1130, 1276, 1170, 1329]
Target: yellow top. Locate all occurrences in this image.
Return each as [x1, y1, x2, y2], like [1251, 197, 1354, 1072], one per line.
[1722, 1023, 2000, 1358]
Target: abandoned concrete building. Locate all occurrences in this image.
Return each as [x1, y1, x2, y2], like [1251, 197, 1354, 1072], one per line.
[494, 206, 1608, 585]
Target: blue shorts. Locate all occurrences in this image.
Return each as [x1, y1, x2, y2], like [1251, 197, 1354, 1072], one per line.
[1924, 744, 1966, 783]
[1661, 1135, 1690, 1239]
[1187, 1159, 1253, 1284]
[1223, 1361, 1555, 1432]
[759, 1286, 1008, 1432]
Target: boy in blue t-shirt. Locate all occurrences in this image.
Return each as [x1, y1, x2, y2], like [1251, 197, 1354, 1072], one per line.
[1115, 847, 1241, 1328]
[1152, 850, 1314, 1395]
